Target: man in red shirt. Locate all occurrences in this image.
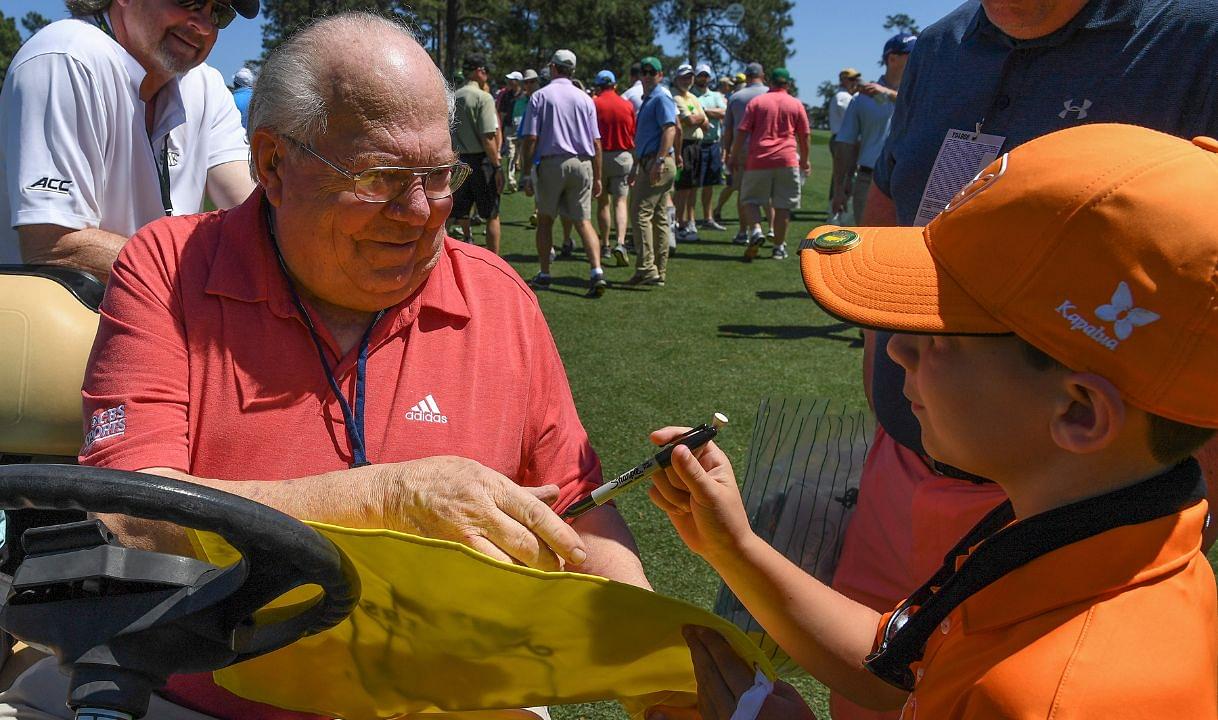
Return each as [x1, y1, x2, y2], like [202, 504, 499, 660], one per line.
[592, 70, 636, 266]
[730, 67, 809, 262]
[12, 14, 647, 720]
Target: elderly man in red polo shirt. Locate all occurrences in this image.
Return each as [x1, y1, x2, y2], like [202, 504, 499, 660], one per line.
[18, 12, 648, 720]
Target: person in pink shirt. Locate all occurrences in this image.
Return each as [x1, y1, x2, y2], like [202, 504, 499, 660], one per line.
[729, 67, 809, 262]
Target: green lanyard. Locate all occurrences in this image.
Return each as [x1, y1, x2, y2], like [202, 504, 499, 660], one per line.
[96, 13, 173, 217]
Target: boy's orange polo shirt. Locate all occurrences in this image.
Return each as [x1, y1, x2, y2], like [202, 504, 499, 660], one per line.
[885, 493, 1216, 719]
[799, 125, 1218, 719]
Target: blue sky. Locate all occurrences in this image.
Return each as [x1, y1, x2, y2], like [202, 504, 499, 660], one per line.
[2, 0, 960, 94]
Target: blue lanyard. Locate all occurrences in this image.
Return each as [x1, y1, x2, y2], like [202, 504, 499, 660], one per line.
[265, 203, 384, 468]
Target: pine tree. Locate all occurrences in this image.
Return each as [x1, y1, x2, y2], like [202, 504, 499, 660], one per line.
[0, 12, 21, 85]
[658, 0, 794, 79]
[883, 13, 920, 35]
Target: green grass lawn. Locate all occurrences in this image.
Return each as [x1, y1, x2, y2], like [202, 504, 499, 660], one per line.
[478, 129, 1218, 719]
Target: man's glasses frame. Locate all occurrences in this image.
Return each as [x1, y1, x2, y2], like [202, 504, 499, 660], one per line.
[283, 137, 471, 203]
[173, 0, 238, 29]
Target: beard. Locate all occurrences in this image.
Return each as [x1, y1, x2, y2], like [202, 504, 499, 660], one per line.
[151, 32, 205, 76]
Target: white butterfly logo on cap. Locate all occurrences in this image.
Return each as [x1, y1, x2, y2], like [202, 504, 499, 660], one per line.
[1095, 282, 1160, 340]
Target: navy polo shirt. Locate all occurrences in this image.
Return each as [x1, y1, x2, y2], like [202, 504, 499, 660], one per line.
[871, 0, 1218, 455]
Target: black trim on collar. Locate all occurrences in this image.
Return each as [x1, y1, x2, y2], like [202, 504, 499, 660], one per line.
[865, 458, 1206, 691]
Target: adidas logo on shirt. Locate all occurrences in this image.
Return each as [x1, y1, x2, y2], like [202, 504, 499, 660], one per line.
[405, 394, 448, 424]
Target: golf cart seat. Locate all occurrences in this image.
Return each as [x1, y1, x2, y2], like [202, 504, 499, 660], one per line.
[0, 266, 103, 458]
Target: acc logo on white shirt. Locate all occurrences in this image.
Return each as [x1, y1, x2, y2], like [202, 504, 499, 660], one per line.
[405, 394, 448, 424]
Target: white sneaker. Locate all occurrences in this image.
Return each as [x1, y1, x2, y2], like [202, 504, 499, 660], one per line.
[700, 218, 727, 231]
[611, 245, 630, 267]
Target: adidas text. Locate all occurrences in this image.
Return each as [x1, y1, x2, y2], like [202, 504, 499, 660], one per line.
[405, 410, 448, 424]
[405, 394, 448, 424]
[1056, 300, 1118, 351]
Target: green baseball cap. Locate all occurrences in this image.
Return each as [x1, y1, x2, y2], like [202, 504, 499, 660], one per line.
[640, 56, 663, 72]
[769, 67, 791, 84]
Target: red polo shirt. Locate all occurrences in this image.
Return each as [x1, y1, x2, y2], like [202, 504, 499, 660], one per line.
[737, 87, 809, 171]
[80, 190, 602, 719]
[594, 89, 636, 152]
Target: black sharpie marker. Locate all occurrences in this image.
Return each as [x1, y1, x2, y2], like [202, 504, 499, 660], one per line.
[561, 412, 729, 520]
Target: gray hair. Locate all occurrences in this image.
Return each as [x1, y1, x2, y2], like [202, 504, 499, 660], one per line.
[65, 0, 111, 16]
[247, 12, 454, 159]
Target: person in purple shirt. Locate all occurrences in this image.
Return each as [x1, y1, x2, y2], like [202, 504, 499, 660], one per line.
[519, 49, 607, 298]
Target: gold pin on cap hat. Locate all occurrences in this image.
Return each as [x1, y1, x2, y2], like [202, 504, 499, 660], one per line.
[805, 229, 862, 254]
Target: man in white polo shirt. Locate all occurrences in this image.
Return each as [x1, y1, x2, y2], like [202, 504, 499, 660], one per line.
[0, 0, 259, 282]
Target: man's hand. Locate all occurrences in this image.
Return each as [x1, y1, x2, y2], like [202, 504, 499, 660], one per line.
[831, 189, 849, 215]
[649, 159, 664, 186]
[494, 166, 506, 194]
[647, 427, 754, 562]
[381, 456, 587, 571]
[628, 165, 638, 187]
[645, 626, 817, 720]
[800, 159, 811, 175]
[592, 178, 603, 198]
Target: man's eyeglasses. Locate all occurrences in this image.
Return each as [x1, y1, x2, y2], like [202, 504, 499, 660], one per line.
[284, 137, 471, 202]
[173, 0, 237, 29]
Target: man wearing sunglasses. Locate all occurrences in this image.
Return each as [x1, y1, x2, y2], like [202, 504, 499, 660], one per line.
[0, 13, 650, 720]
[0, 0, 258, 283]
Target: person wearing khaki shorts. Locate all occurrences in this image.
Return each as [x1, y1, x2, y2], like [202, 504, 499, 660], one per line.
[600, 148, 634, 255]
[536, 153, 595, 221]
[518, 49, 608, 298]
[592, 70, 637, 264]
[740, 166, 801, 210]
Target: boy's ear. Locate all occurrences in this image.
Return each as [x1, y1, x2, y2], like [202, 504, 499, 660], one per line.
[1050, 372, 1127, 454]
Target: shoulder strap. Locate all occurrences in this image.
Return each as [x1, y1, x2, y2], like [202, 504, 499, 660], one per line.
[865, 459, 1206, 691]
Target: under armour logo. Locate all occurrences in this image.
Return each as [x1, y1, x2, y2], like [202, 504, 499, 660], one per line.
[1058, 98, 1092, 120]
[1095, 281, 1159, 340]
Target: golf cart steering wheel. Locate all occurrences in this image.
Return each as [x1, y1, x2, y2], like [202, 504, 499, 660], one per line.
[0, 464, 360, 720]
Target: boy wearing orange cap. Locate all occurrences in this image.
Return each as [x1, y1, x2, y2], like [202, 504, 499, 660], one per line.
[646, 124, 1218, 719]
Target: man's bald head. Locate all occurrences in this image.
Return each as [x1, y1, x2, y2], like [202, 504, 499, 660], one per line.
[248, 12, 453, 147]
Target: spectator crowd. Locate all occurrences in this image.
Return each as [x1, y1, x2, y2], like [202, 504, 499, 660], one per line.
[444, 46, 821, 293]
[5, 2, 1218, 720]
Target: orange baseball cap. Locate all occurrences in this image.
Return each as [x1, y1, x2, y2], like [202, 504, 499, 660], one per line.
[800, 123, 1218, 428]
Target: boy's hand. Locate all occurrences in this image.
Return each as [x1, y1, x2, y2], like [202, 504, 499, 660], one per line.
[645, 626, 817, 720]
[647, 427, 753, 562]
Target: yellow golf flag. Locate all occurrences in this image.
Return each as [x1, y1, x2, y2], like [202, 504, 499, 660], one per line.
[189, 524, 773, 719]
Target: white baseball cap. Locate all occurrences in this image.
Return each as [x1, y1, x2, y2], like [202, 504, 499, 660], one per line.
[695, 63, 713, 77]
[551, 49, 577, 69]
[676, 63, 694, 77]
[505, 71, 524, 81]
